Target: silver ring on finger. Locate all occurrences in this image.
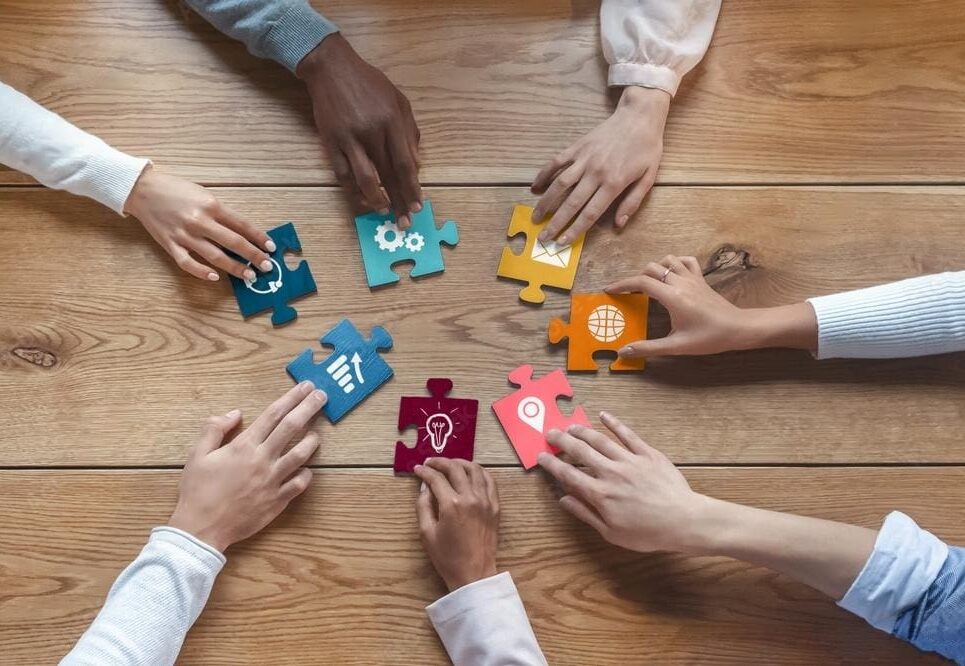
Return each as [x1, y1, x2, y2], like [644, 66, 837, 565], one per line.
[660, 266, 675, 283]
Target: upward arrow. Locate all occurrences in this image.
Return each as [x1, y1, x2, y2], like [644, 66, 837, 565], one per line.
[351, 352, 364, 383]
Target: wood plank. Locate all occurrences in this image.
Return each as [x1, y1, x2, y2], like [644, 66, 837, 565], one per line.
[1, 1, 964, 185]
[0, 468, 954, 664]
[2, 185, 964, 466]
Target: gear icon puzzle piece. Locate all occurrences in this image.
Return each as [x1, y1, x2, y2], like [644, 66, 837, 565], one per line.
[393, 378, 479, 474]
[286, 319, 394, 423]
[354, 199, 459, 288]
[229, 222, 317, 326]
[548, 293, 649, 372]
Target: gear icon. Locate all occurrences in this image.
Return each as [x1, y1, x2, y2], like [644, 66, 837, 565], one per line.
[374, 221, 405, 252]
[404, 232, 426, 253]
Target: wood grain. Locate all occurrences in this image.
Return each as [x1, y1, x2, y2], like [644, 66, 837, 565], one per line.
[2, 185, 964, 467]
[0, 468, 953, 665]
[1, 1, 964, 185]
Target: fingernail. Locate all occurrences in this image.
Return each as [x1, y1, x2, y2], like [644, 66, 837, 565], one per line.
[420, 481, 427, 493]
[618, 215, 629, 227]
[399, 215, 410, 227]
[567, 424, 582, 433]
[298, 380, 314, 391]
[618, 346, 633, 356]
[378, 207, 390, 215]
[410, 201, 422, 213]
[207, 272, 219, 281]
[312, 389, 327, 402]
[536, 452, 550, 465]
[244, 269, 257, 281]
[225, 408, 241, 418]
[600, 410, 610, 420]
[259, 260, 272, 272]
[265, 240, 277, 252]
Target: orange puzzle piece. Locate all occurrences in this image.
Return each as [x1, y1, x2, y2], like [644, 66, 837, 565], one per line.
[496, 204, 586, 304]
[548, 293, 649, 371]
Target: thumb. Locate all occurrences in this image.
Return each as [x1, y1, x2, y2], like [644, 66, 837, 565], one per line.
[193, 409, 242, 458]
[618, 334, 687, 359]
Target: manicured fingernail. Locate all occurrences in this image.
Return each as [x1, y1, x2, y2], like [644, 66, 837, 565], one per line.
[207, 272, 219, 281]
[298, 380, 313, 390]
[618, 346, 633, 356]
[225, 408, 241, 418]
[420, 481, 427, 493]
[265, 240, 276, 252]
[259, 260, 272, 272]
[410, 201, 422, 213]
[244, 269, 256, 281]
[312, 390, 327, 402]
[618, 215, 629, 227]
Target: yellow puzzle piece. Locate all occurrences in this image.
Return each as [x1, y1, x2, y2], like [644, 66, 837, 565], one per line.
[496, 204, 586, 304]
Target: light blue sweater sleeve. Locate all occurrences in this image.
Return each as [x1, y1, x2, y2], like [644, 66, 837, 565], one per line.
[808, 271, 965, 359]
[183, 0, 338, 72]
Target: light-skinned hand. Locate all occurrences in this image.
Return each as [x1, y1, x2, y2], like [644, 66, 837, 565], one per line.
[414, 458, 499, 592]
[531, 86, 671, 246]
[606, 254, 818, 357]
[167, 381, 326, 552]
[124, 166, 274, 282]
[297, 34, 422, 229]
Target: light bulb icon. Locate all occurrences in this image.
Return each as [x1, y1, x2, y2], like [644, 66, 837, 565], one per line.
[426, 412, 454, 453]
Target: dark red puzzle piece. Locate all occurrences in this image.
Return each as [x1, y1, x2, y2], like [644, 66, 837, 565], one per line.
[393, 378, 479, 474]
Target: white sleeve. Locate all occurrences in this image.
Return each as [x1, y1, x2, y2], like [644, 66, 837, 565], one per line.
[808, 271, 965, 359]
[601, 0, 722, 96]
[427, 572, 547, 666]
[0, 81, 149, 215]
[60, 527, 225, 666]
[838, 512, 948, 633]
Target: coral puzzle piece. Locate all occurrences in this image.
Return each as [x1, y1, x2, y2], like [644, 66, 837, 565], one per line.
[496, 204, 586, 304]
[229, 222, 317, 326]
[492, 364, 590, 469]
[549, 293, 650, 371]
[393, 378, 479, 474]
[354, 199, 459, 287]
[287, 319, 393, 423]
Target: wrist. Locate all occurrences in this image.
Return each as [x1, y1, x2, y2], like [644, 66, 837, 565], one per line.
[678, 495, 745, 556]
[738, 303, 819, 352]
[122, 163, 154, 218]
[295, 33, 351, 82]
[619, 85, 671, 117]
[443, 563, 498, 592]
[168, 507, 231, 553]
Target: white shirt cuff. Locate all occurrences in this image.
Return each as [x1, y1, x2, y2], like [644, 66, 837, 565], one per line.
[608, 63, 680, 96]
[838, 511, 948, 632]
[152, 526, 226, 568]
[86, 151, 150, 216]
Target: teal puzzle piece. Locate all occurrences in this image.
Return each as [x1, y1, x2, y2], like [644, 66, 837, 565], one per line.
[354, 199, 459, 287]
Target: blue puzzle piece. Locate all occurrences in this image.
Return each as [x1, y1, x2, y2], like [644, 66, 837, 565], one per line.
[287, 319, 394, 423]
[229, 222, 316, 326]
[354, 199, 459, 287]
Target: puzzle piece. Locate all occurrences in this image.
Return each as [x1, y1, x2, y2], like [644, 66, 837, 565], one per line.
[393, 378, 479, 474]
[229, 222, 317, 326]
[496, 204, 586, 304]
[287, 319, 393, 423]
[354, 199, 459, 287]
[492, 364, 590, 469]
[549, 293, 649, 371]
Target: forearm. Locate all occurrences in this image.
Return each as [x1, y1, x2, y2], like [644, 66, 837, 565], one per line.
[687, 496, 877, 600]
[0, 82, 148, 215]
[183, 0, 338, 72]
[61, 527, 225, 666]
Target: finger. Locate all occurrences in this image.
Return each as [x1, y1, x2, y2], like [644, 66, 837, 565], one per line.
[566, 423, 632, 462]
[206, 223, 273, 275]
[247, 381, 316, 442]
[278, 467, 313, 503]
[263, 389, 327, 456]
[531, 150, 572, 196]
[169, 245, 219, 282]
[540, 178, 598, 243]
[466, 462, 489, 499]
[370, 139, 411, 229]
[483, 468, 499, 514]
[599, 411, 655, 457]
[273, 432, 320, 481]
[680, 255, 702, 275]
[344, 142, 389, 213]
[532, 162, 581, 225]
[214, 202, 275, 254]
[388, 131, 422, 217]
[329, 145, 368, 211]
[604, 273, 674, 304]
[546, 428, 612, 470]
[558, 185, 618, 246]
[189, 237, 255, 282]
[536, 451, 601, 503]
[416, 481, 437, 535]
[414, 463, 458, 507]
[560, 494, 608, 534]
[192, 409, 242, 458]
[614, 172, 655, 229]
[617, 333, 688, 359]
[642, 260, 680, 284]
[424, 457, 472, 494]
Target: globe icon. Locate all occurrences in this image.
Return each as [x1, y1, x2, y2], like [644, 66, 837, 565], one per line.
[587, 304, 626, 342]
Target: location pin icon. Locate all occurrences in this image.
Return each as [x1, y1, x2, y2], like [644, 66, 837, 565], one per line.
[517, 396, 546, 433]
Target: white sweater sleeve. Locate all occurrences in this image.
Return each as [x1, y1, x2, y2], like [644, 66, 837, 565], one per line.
[808, 271, 965, 359]
[427, 572, 547, 666]
[601, 0, 722, 96]
[60, 527, 225, 666]
[0, 81, 149, 215]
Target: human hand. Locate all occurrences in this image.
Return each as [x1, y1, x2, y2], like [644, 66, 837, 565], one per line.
[167, 381, 326, 552]
[531, 86, 670, 246]
[606, 254, 818, 357]
[414, 458, 499, 591]
[124, 166, 274, 282]
[537, 412, 712, 554]
[297, 34, 422, 229]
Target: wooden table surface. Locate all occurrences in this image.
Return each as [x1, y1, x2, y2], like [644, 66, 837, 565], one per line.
[1, 1, 963, 663]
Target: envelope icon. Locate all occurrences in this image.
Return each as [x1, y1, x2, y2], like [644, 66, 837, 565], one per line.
[530, 239, 572, 267]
